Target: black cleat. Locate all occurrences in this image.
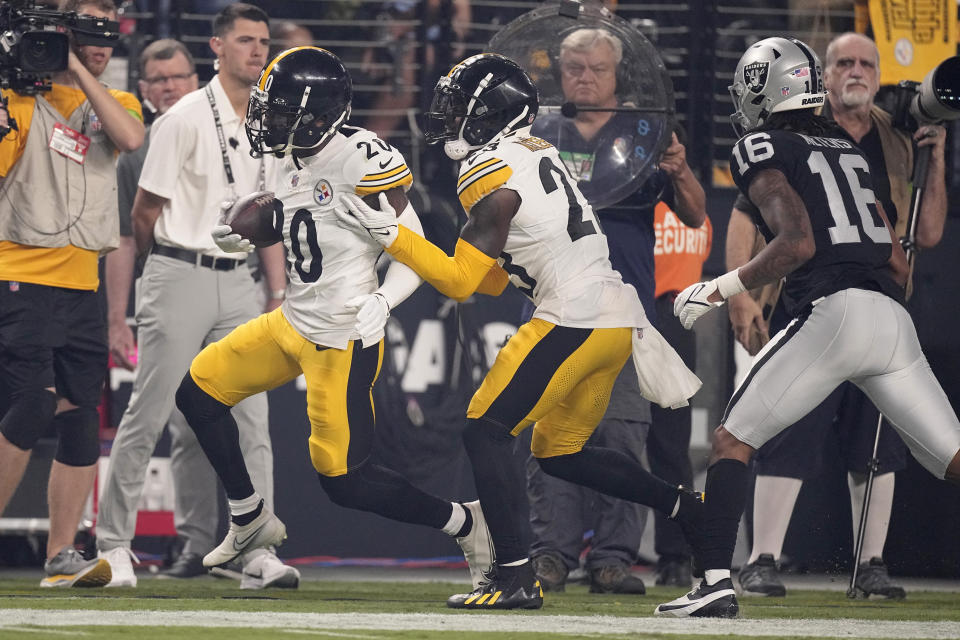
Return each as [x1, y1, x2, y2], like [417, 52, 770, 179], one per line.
[447, 563, 544, 610]
[159, 552, 206, 579]
[738, 553, 786, 597]
[654, 577, 739, 618]
[655, 555, 694, 588]
[855, 557, 906, 600]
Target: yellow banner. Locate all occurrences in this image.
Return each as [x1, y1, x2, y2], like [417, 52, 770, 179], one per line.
[869, 0, 957, 84]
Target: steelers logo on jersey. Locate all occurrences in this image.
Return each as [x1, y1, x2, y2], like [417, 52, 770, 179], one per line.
[314, 179, 334, 206]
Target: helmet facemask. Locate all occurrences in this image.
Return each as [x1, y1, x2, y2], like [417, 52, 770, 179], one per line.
[425, 72, 534, 160]
[246, 85, 350, 158]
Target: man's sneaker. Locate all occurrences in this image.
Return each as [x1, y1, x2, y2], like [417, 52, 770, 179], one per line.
[671, 485, 705, 578]
[855, 557, 906, 599]
[99, 547, 139, 587]
[532, 552, 568, 592]
[204, 507, 286, 568]
[456, 501, 495, 589]
[738, 553, 786, 597]
[654, 577, 739, 618]
[40, 548, 112, 588]
[240, 552, 301, 590]
[447, 563, 543, 610]
[160, 552, 206, 579]
[589, 564, 646, 594]
[655, 556, 693, 588]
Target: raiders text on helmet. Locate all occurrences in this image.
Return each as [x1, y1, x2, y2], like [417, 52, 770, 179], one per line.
[424, 53, 539, 160]
[246, 46, 352, 158]
[728, 37, 827, 136]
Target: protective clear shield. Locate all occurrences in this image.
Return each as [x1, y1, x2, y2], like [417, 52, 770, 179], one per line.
[488, 1, 675, 209]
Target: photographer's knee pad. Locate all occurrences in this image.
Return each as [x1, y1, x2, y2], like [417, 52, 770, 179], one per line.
[54, 406, 100, 466]
[0, 388, 57, 451]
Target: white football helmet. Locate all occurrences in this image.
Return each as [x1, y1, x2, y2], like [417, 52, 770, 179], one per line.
[728, 37, 827, 135]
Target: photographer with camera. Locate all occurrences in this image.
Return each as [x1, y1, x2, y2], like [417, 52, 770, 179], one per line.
[0, 0, 143, 587]
[727, 32, 947, 599]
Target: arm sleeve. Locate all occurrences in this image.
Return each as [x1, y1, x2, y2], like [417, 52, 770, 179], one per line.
[385, 225, 496, 302]
[375, 202, 423, 309]
[476, 263, 509, 296]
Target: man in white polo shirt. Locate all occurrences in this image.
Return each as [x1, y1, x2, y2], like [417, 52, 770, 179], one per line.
[95, 3, 297, 590]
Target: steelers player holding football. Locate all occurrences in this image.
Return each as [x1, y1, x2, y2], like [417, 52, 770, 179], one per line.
[173, 47, 495, 591]
[337, 53, 704, 610]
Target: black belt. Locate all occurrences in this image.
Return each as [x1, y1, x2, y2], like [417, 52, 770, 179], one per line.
[152, 244, 246, 271]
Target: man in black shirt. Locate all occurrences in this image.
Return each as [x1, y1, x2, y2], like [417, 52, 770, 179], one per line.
[656, 36, 960, 619]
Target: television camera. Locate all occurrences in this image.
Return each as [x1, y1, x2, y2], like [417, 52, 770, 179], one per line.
[0, 0, 120, 95]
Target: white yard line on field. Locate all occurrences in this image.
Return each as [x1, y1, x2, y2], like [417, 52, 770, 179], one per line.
[1, 608, 959, 639]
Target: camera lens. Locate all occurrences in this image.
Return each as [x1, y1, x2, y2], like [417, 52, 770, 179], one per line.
[19, 31, 70, 73]
[931, 56, 960, 109]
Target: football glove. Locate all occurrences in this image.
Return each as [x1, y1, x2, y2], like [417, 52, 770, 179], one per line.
[211, 224, 253, 254]
[345, 292, 390, 347]
[337, 192, 399, 246]
[674, 270, 746, 330]
[674, 281, 723, 330]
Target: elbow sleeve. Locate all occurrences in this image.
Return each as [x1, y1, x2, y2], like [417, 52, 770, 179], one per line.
[386, 226, 495, 301]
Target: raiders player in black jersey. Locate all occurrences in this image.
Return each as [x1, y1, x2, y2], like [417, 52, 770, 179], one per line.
[656, 37, 960, 618]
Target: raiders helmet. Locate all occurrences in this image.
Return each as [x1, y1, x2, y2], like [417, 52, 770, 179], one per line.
[728, 37, 827, 136]
[246, 46, 352, 157]
[424, 53, 539, 160]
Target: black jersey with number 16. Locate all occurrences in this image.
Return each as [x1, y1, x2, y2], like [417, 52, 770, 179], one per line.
[730, 129, 904, 316]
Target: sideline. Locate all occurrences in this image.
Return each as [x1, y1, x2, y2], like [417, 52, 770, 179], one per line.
[2, 608, 959, 639]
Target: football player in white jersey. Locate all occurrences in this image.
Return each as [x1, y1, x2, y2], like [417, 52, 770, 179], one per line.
[173, 47, 495, 589]
[337, 53, 703, 610]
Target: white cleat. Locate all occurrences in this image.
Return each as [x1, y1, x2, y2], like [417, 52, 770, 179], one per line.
[456, 501, 495, 589]
[654, 577, 739, 618]
[204, 507, 287, 568]
[239, 551, 301, 590]
[99, 547, 139, 587]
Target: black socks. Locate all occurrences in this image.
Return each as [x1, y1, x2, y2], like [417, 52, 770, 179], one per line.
[232, 499, 264, 526]
[700, 458, 750, 572]
[536, 445, 680, 515]
[175, 373, 255, 500]
[462, 418, 529, 565]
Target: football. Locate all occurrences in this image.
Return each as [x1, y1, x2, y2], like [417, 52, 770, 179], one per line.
[224, 190, 282, 247]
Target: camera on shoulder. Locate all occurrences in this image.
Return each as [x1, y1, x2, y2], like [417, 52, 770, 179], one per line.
[0, 0, 120, 95]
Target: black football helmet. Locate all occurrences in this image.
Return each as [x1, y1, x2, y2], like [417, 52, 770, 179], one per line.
[246, 46, 352, 157]
[424, 53, 539, 159]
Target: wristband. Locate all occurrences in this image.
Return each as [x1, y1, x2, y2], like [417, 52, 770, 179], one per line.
[714, 269, 747, 300]
[270, 289, 286, 301]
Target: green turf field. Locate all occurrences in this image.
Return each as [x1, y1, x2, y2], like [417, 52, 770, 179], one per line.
[1, 576, 959, 639]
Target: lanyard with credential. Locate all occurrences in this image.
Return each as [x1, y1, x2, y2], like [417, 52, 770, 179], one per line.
[205, 83, 264, 201]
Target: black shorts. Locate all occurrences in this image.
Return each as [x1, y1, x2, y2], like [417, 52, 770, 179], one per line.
[754, 381, 908, 478]
[0, 281, 107, 408]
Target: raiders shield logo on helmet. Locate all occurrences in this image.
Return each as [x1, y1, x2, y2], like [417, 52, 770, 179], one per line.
[743, 61, 769, 94]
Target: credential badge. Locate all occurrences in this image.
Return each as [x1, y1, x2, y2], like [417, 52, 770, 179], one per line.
[314, 179, 334, 206]
[744, 61, 769, 94]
